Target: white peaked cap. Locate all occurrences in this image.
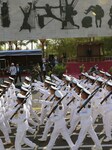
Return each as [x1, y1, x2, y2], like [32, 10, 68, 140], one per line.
[22, 83, 30, 89]
[100, 70, 105, 74]
[21, 86, 29, 92]
[105, 72, 111, 77]
[55, 90, 63, 99]
[50, 86, 58, 91]
[63, 74, 67, 77]
[17, 93, 26, 99]
[72, 78, 78, 84]
[81, 72, 85, 76]
[89, 76, 96, 80]
[0, 84, 7, 88]
[106, 82, 112, 87]
[45, 77, 51, 81]
[65, 75, 71, 81]
[25, 76, 31, 82]
[96, 77, 103, 82]
[77, 83, 83, 89]
[9, 76, 14, 81]
[4, 81, 10, 84]
[45, 75, 51, 79]
[45, 80, 56, 86]
[45, 80, 50, 84]
[0, 89, 3, 92]
[82, 88, 91, 95]
[84, 72, 89, 77]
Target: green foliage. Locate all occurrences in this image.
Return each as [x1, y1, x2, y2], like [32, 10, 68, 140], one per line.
[52, 64, 66, 78]
[45, 37, 112, 59]
[96, 37, 112, 55]
[45, 38, 89, 60]
[109, 66, 112, 74]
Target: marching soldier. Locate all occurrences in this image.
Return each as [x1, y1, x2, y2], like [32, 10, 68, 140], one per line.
[101, 82, 112, 142]
[91, 77, 106, 123]
[45, 90, 75, 150]
[74, 88, 102, 150]
[38, 86, 59, 141]
[10, 93, 38, 150]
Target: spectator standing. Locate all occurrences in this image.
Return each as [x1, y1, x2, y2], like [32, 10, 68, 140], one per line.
[79, 64, 85, 73]
[31, 63, 43, 82]
[54, 56, 58, 66]
[15, 64, 22, 83]
[42, 62, 46, 79]
[9, 63, 16, 79]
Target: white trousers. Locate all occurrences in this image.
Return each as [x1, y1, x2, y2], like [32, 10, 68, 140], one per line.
[75, 118, 101, 149]
[0, 122, 11, 143]
[15, 129, 36, 150]
[40, 107, 47, 125]
[0, 139, 5, 150]
[69, 114, 80, 136]
[46, 125, 75, 150]
[103, 111, 112, 139]
[41, 119, 53, 140]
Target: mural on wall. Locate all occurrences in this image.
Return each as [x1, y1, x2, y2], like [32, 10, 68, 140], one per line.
[108, 6, 112, 28]
[0, 0, 10, 27]
[0, 0, 111, 41]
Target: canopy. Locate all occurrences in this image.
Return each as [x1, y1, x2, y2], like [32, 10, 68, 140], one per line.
[0, 50, 42, 57]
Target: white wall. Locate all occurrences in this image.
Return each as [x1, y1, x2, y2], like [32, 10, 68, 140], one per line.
[0, 0, 111, 41]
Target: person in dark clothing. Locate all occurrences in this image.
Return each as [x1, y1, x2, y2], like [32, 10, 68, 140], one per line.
[15, 64, 22, 83]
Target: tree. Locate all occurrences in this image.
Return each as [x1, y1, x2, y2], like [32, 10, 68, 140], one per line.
[44, 38, 89, 60]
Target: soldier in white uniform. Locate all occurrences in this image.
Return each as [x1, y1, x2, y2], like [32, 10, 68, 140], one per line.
[38, 86, 59, 141]
[22, 78, 41, 124]
[45, 90, 75, 150]
[20, 86, 39, 129]
[10, 93, 38, 150]
[79, 72, 89, 88]
[38, 81, 56, 125]
[74, 88, 102, 150]
[101, 81, 112, 142]
[68, 82, 83, 136]
[91, 77, 106, 123]
[0, 84, 12, 145]
[0, 100, 12, 145]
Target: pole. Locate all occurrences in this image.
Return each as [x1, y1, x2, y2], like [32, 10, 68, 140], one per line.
[39, 39, 46, 58]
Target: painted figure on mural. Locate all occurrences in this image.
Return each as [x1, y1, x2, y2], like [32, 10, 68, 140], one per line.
[84, 5, 104, 28]
[19, 2, 32, 32]
[60, 0, 80, 29]
[33, 0, 79, 29]
[1, 2, 10, 27]
[108, 6, 112, 29]
[34, 3, 62, 28]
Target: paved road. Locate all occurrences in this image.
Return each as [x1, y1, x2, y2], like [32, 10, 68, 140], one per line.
[2, 115, 112, 150]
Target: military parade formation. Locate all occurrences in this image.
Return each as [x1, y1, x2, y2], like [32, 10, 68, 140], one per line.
[0, 68, 112, 150]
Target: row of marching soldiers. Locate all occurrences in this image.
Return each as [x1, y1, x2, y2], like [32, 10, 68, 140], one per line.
[0, 76, 39, 150]
[0, 69, 111, 150]
[32, 70, 112, 150]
